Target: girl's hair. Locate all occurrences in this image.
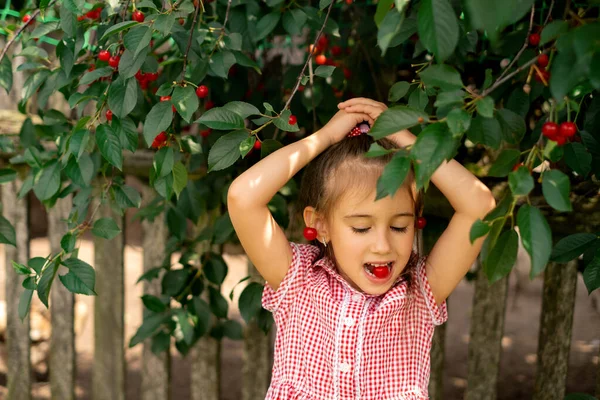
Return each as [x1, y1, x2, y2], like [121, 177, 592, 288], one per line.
[297, 134, 424, 289]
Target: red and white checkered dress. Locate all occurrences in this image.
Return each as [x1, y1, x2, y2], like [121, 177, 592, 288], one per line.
[262, 242, 448, 400]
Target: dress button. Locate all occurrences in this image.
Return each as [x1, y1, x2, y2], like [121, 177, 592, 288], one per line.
[344, 317, 355, 327]
[339, 362, 351, 373]
[352, 294, 362, 302]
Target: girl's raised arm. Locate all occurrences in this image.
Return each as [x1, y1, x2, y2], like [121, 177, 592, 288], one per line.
[227, 110, 373, 290]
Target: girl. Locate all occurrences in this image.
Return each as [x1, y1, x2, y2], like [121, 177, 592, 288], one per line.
[227, 98, 496, 399]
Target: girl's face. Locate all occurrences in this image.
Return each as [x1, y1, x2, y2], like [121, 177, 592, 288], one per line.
[326, 184, 416, 296]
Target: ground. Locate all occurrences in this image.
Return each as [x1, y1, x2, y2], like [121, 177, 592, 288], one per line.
[0, 236, 598, 399]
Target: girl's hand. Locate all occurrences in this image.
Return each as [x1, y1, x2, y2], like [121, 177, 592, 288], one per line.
[337, 98, 388, 121]
[318, 109, 374, 146]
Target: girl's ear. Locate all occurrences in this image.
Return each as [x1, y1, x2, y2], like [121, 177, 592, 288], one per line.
[303, 206, 330, 240]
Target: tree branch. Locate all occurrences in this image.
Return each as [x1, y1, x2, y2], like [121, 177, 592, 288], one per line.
[181, 0, 204, 81]
[495, 5, 536, 83]
[0, 1, 57, 64]
[481, 49, 549, 97]
[544, 0, 555, 26]
[283, 0, 336, 111]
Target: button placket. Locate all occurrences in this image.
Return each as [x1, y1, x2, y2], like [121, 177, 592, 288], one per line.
[337, 297, 361, 397]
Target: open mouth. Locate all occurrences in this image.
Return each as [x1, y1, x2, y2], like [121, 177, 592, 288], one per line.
[363, 262, 394, 280]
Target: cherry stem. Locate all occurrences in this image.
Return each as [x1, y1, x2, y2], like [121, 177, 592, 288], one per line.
[565, 96, 571, 122]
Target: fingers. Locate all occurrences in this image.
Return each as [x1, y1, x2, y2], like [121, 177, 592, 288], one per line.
[350, 111, 374, 126]
[338, 97, 387, 110]
[341, 104, 384, 121]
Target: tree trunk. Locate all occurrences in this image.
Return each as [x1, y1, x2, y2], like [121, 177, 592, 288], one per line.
[465, 263, 509, 400]
[532, 260, 578, 400]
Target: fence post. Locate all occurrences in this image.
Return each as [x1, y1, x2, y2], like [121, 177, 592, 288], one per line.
[140, 184, 171, 400]
[532, 260, 578, 400]
[48, 194, 75, 400]
[465, 262, 509, 400]
[2, 179, 31, 400]
[92, 197, 126, 400]
[428, 322, 446, 400]
[242, 261, 271, 400]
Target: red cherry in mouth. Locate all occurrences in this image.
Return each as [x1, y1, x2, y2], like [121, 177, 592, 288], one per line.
[371, 265, 390, 279]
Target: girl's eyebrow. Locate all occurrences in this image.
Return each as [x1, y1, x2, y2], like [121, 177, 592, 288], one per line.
[344, 212, 414, 219]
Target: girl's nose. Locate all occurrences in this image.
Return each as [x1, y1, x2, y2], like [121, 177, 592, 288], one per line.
[372, 230, 392, 254]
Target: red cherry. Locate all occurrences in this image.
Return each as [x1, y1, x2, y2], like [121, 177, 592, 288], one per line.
[298, 85, 305, 92]
[147, 72, 159, 81]
[343, 68, 352, 79]
[77, 15, 85, 21]
[88, 65, 95, 72]
[253, 140, 261, 150]
[172, 105, 177, 113]
[196, 85, 209, 98]
[559, 122, 577, 138]
[22, 14, 32, 23]
[416, 217, 427, 229]
[534, 69, 550, 84]
[200, 129, 211, 138]
[317, 35, 328, 50]
[554, 136, 567, 146]
[108, 55, 120, 68]
[141, 81, 149, 90]
[542, 122, 559, 139]
[160, 95, 171, 102]
[98, 50, 111, 62]
[86, 9, 101, 20]
[303, 227, 318, 241]
[151, 132, 168, 149]
[331, 45, 342, 57]
[132, 10, 145, 22]
[105, 110, 113, 121]
[135, 70, 146, 81]
[288, 115, 297, 125]
[529, 33, 540, 47]
[371, 266, 390, 279]
[205, 100, 215, 110]
[345, 0, 352, 4]
[537, 54, 549, 68]
[315, 54, 327, 65]
[512, 162, 524, 172]
[179, 18, 185, 25]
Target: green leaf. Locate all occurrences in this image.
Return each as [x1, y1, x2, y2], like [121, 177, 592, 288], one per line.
[33, 160, 61, 201]
[466, 115, 502, 150]
[96, 124, 123, 170]
[129, 312, 171, 347]
[496, 108, 526, 144]
[469, 219, 491, 244]
[65, 153, 94, 187]
[388, 81, 410, 102]
[124, 26, 153, 58]
[550, 233, 598, 262]
[365, 142, 396, 158]
[175, 308, 194, 345]
[369, 106, 429, 140]
[465, 0, 534, 44]
[37, 259, 59, 307]
[282, 9, 307, 35]
[61, 232, 77, 253]
[408, 88, 428, 111]
[375, 153, 411, 200]
[0, 54, 14, 94]
[377, 8, 404, 56]
[141, 294, 167, 313]
[222, 101, 260, 119]
[213, 213, 234, 244]
[375, 0, 394, 26]
[108, 77, 138, 119]
[11, 261, 30, 275]
[476, 96, 495, 118]
[114, 184, 141, 209]
[483, 69, 493, 89]
[446, 108, 471, 136]
[417, 0, 459, 62]
[113, 117, 139, 153]
[564, 142, 591, 177]
[118, 48, 148, 79]
[208, 286, 228, 318]
[28, 257, 46, 275]
[208, 50, 237, 79]
[197, 107, 245, 130]
[508, 166, 534, 196]
[154, 13, 176, 34]
[223, 319, 243, 340]
[487, 149, 520, 177]
[31, 21, 60, 38]
[239, 282, 264, 323]
[314, 65, 335, 78]
[100, 21, 139, 40]
[484, 229, 518, 283]
[319, 0, 332, 9]
[172, 162, 188, 199]
[153, 147, 174, 178]
[583, 250, 600, 294]
[273, 109, 300, 132]
[192, 297, 211, 336]
[419, 64, 463, 90]
[410, 123, 456, 190]
[255, 12, 281, 41]
[540, 20, 569, 45]
[162, 269, 190, 296]
[517, 205, 552, 278]
[204, 255, 228, 285]
[143, 102, 174, 147]
[240, 136, 256, 159]
[92, 218, 121, 240]
[208, 131, 248, 172]
[0, 168, 17, 183]
[18, 289, 33, 321]
[542, 169, 572, 212]
[172, 85, 199, 123]
[21, 69, 50, 104]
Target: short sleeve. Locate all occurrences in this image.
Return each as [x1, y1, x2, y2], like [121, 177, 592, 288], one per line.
[262, 242, 320, 316]
[416, 255, 448, 326]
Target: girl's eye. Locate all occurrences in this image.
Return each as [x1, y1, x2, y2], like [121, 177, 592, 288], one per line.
[351, 227, 408, 234]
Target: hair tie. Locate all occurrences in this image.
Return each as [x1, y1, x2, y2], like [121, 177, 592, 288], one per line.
[347, 122, 370, 137]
